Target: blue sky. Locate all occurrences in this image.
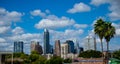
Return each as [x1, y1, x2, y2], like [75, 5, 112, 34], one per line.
[0, 0, 120, 54]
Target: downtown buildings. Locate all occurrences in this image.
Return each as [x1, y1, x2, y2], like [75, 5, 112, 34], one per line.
[14, 41, 23, 53]
[13, 29, 83, 59]
[31, 41, 43, 54]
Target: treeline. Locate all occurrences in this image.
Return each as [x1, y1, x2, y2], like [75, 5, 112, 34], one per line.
[5, 51, 72, 64]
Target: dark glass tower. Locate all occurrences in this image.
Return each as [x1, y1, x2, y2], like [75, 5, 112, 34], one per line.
[66, 40, 74, 53]
[44, 29, 50, 54]
[14, 41, 23, 53]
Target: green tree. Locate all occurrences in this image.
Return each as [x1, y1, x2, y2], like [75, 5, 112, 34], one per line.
[38, 55, 47, 64]
[64, 58, 72, 63]
[29, 54, 39, 62]
[94, 19, 105, 56]
[79, 50, 102, 58]
[13, 52, 24, 58]
[31, 51, 40, 55]
[48, 56, 63, 64]
[113, 50, 120, 60]
[104, 22, 115, 59]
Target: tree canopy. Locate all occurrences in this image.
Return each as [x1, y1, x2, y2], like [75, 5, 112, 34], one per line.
[79, 50, 102, 58]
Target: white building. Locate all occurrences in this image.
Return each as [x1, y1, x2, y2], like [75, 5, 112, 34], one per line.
[61, 43, 69, 59]
[46, 54, 53, 60]
[84, 36, 96, 51]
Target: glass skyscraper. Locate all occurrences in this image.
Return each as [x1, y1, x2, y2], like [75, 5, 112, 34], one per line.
[14, 41, 23, 53]
[44, 29, 50, 54]
[66, 40, 74, 53]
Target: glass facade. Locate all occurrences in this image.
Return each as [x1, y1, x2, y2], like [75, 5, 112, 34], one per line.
[66, 40, 74, 53]
[44, 29, 50, 54]
[14, 41, 23, 53]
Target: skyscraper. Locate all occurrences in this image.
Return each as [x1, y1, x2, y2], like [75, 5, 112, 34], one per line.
[14, 41, 23, 53]
[84, 36, 94, 51]
[54, 40, 61, 56]
[66, 40, 74, 53]
[44, 29, 50, 54]
[74, 40, 80, 54]
[31, 41, 43, 54]
[61, 43, 69, 59]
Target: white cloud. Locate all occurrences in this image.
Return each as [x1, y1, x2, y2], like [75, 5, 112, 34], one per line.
[65, 29, 83, 36]
[0, 8, 23, 36]
[116, 29, 120, 36]
[30, 9, 46, 18]
[67, 2, 91, 13]
[108, 0, 120, 21]
[0, 8, 23, 25]
[111, 23, 120, 37]
[35, 16, 75, 29]
[112, 23, 120, 28]
[49, 29, 83, 43]
[0, 26, 10, 34]
[0, 38, 6, 43]
[74, 24, 88, 29]
[91, 0, 120, 21]
[12, 27, 24, 35]
[90, 0, 108, 6]
[108, 12, 120, 21]
[9, 33, 42, 42]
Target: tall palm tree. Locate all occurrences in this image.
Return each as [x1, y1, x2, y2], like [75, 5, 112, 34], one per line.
[104, 22, 115, 59]
[94, 19, 105, 56]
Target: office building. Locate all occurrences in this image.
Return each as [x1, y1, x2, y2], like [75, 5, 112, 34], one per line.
[44, 29, 50, 54]
[54, 40, 61, 56]
[61, 43, 69, 59]
[66, 40, 74, 53]
[84, 36, 94, 51]
[14, 41, 23, 53]
[31, 41, 43, 54]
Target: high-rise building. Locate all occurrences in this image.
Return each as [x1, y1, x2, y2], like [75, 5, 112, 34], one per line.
[79, 47, 84, 53]
[50, 45, 53, 54]
[14, 41, 23, 53]
[61, 43, 69, 59]
[31, 41, 43, 54]
[84, 36, 94, 51]
[66, 40, 74, 53]
[54, 40, 61, 56]
[44, 29, 50, 54]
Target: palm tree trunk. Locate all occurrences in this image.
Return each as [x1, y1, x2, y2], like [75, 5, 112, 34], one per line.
[106, 42, 109, 64]
[100, 39, 105, 63]
[100, 39, 103, 57]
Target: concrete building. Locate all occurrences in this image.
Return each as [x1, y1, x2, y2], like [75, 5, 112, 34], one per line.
[31, 41, 43, 54]
[44, 29, 50, 54]
[0, 51, 13, 64]
[46, 54, 53, 60]
[14, 41, 23, 53]
[61, 43, 69, 59]
[54, 40, 61, 56]
[84, 36, 95, 51]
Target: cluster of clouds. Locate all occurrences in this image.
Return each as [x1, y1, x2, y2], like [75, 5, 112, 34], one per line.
[91, 0, 120, 21]
[0, 8, 23, 34]
[67, 2, 91, 13]
[67, 0, 120, 21]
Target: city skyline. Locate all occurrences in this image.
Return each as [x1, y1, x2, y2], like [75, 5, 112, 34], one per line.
[0, 0, 120, 54]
